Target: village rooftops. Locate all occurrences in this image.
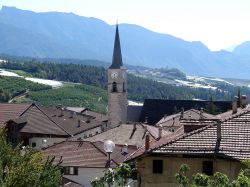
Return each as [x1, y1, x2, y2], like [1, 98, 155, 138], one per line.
[40, 106, 106, 136]
[86, 123, 172, 147]
[140, 99, 232, 125]
[8, 104, 69, 136]
[43, 140, 137, 168]
[156, 109, 216, 132]
[126, 106, 250, 162]
[0, 103, 32, 128]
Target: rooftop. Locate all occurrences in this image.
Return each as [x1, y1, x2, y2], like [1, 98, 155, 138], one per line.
[43, 140, 137, 168]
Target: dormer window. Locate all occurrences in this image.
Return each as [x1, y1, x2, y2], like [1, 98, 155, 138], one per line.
[112, 82, 117, 92]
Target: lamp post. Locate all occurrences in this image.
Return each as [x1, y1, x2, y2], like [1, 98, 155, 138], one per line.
[104, 140, 115, 168]
[104, 140, 115, 187]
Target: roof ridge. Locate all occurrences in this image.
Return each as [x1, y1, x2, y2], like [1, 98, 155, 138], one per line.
[34, 104, 71, 136]
[221, 108, 250, 123]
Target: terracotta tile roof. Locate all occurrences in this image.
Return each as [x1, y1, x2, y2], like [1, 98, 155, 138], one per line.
[156, 109, 216, 132]
[127, 107, 250, 161]
[66, 107, 108, 122]
[140, 99, 231, 125]
[43, 141, 137, 168]
[10, 105, 68, 136]
[86, 123, 172, 147]
[40, 107, 105, 136]
[0, 103, 31, 128]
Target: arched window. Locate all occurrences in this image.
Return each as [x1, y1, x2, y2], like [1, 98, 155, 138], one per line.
[112, 82, 117, 92]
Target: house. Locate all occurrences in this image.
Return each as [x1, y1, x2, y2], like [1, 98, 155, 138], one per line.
[155, 109, 216, 132]
[43, 140, 137, 187]
[126, 105, 250, 187]
[0, 103, 32, 128]
[85, 123, 172, 148]
[139, 99, 232, 125]
[5, 104, 107, 150]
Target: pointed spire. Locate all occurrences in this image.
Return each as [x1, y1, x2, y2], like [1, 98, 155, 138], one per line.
[109, 24, 123, 69]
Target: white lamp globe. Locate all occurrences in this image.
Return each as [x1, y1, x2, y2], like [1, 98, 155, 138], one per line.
[104, 140, 115, 153]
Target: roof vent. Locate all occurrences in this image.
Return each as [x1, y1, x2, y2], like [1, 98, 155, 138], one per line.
[232, 101, 237, 114]
[77, 120, 81, 128]
[158, 125, 163, 139]
[217, 121, 222, 142]
[145, 131, 150, 152]
[60, 108, 64, 117]
[121, 144, 128, 155]
[86, 116, 91, 123]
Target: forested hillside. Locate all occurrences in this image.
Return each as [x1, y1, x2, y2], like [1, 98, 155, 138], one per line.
[1, 60, 250, 102]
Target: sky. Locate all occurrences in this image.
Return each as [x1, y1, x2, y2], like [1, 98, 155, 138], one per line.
[0, 0, 250, 51]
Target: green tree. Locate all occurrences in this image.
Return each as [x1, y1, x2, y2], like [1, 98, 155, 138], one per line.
[91, 163, 132, 187]
[0, 129, 62, 187]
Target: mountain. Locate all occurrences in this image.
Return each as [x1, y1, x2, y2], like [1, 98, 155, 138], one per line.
[0, 6, 250, 79]
[233, 41, 250, 56]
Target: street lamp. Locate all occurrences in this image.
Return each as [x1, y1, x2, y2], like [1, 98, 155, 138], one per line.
[104, 140, 115, 168]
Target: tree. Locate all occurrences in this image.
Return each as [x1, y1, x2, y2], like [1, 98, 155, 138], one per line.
[0, 129, 62, 187]
[175, 163, 250, 187]
[91, 163, 133, 187]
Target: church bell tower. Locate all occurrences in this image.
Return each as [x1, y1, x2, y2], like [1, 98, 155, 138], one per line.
[107, 24, 127, 128]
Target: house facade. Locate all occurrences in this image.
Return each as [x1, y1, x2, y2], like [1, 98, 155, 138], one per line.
[127, 106, 250, 186]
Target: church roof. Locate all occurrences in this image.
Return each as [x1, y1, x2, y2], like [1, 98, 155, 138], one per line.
[109, 24, 123, 69]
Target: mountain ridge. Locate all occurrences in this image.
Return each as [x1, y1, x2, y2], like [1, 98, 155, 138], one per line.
[0, 6, 250, 78]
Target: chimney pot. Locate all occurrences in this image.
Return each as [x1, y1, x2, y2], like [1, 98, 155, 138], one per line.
[77, 120, 81, 127]
[158, 125, 163, 139]
[133, 123, 136, 131]
[145, 131, 150, 151]
[232, 101, 238, 114]
[217, 121, 221, 142]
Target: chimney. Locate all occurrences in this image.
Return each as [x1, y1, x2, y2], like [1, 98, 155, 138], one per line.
[200, 108, 204, 119]
[242, 95, 248, 108]
[121, 144, 128, 155]
[217, 121, 221, 142]
[60, 108, 64, 116]
[86, 116, 91, 123]
[145, 131, 150, 151]
[144, 116, 148, 124]
[77, 119, 81, 127]
[158, 125, 163, 139]
[232, 101, 238, 114]
[133, 123, 137, 131]
[180, 107, 184, 119]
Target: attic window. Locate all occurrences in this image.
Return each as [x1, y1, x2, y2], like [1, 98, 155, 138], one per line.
[153, 160, 163, 174]
[202, 161, 213, 176]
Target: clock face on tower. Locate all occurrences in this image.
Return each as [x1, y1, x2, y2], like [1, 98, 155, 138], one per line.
[111, 71, 118, 79]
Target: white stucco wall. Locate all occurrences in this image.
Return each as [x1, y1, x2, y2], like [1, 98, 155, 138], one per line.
[72, 126, 103, 140]
[29, 137, 65, 150]
[64, 167, 106, 187]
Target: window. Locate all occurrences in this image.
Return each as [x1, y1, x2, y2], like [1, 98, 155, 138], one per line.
[64, 166, 78, 175]
[202, 161, 213, 175]
[31, 142, 36, 148]
[112, 82, 117, 92]
[153, 160, 163, 174]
